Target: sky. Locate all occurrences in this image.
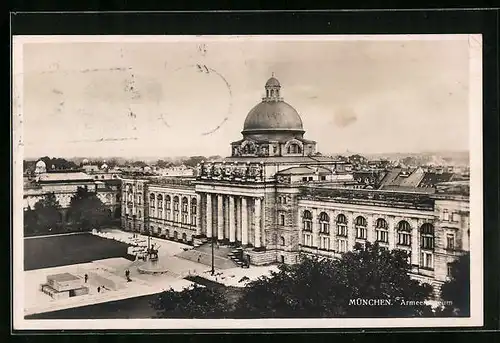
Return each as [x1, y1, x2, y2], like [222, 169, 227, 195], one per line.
[17, 35, 473, 159]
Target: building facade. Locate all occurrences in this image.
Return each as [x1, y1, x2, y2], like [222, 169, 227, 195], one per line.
[120, 76, 470, 294]
[23, 160, 122, 222]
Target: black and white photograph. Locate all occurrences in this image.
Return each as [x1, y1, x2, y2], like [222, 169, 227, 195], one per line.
[12, 34, 483, 330]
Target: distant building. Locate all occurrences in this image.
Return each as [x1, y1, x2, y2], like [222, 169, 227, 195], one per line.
[23, 160, 122, 222]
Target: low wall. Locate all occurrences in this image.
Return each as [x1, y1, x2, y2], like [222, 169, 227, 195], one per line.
[88, 271, 120, 291]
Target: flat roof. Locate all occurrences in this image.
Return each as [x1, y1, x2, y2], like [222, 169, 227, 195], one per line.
[47, 272, 80, 282]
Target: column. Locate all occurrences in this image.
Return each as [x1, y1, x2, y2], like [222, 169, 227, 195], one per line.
[217, 194, 224, 240]
[229, 196, 236, 243]
[206, 193, 212, 238]
[155, 195, 159, 218]
[236, 197, 241, 242]
[388, 216, 396, 250]
[241, 197, 248, 246]
[196, 193, 202, 235]
[312, 208, 319, 248]
[411, 223, 419, 266]
[187, 196, 192, 226]
[170, 194, 174, 222]
[347, 212, 356, 250]
[224, 196, 229, 239]
[254, 197, 262, 248]
[162, 193, 166, 220]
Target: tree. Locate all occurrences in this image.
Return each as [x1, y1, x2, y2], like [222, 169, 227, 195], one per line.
[33, 193, 62, 233]
[156, 159, 169, 168]
[439, 252, 470, 316]
[23, 206, 40, 236]
[234, 242, 433, 318]
[150, 284, 230, 319]
[183, 156, 206, 168]
[67, 187, 109, 230]
[335, 242, 433, 317]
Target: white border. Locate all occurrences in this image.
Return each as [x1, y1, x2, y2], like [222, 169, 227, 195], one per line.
[12, 34, 483, 330]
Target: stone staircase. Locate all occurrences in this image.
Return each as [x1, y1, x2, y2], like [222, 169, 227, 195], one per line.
[227, 247, 249, 268]
[175, 243, 240, 269]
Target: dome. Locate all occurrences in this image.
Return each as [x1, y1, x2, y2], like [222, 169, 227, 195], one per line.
[265, 77, 280, 87]
[243, 101, 304, 133]
[36, 160, 46, 168]
[82, 158, 89, 165]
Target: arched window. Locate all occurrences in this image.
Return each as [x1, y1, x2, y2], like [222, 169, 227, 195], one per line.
[420, 223, 435, 269]
[150, 193, 155, 208]
[280, 236, 285, 246]
[157, 194, 163, 218]
[303, 210, 312, 231]
[355, 216, 367, 240]
[319, 212, 330, 234]
[375, 218, 388, 243]
[173, 196, 179, 222]
[420, 223, 435, 250]
[181, 197, 189, 224]
[286, 143, 302, 154]
[336, 214, 348, 237]
[397, 220, 411, 246]
[165, 195, 171, 220]
[191, 198, 197, 225]
[302, 210, 313, 247]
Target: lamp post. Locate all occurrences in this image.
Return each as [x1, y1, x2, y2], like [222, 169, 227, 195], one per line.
[211, 236, 215, 275]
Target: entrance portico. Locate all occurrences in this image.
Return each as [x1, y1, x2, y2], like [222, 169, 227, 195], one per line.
[196, 184, 264, 248]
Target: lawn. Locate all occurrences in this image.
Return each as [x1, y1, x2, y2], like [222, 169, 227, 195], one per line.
[25, 294, 157, 319]
[24, 233, 132, 271]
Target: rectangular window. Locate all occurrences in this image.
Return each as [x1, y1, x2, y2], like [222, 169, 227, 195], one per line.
[376, 230, 388, 243]
[356, 227, 367, 239]
[158, 209, 163, 218]
[398, 232, 411, 246]
[303, 233, 313, 247]
[452, 212, 460, 222]
[337, 225, 347, 237]
[338, 239, 348, 253]
[320, 223, 329, 234]
[443, 210, 449, 221]
[420, 251, 434, 269]
[320, 237, 330, 250]
[308, 177, 313, 181]
[280, 213, 285, 226]
[320, 176, 326, 181]
[447, 263, 453, 277]
[302, 177, 308, 181]
[421, 236, 434, 250]
[446, 233, 455, 250]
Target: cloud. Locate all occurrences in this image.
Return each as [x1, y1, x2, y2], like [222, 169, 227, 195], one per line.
[333, 107, 358, 128]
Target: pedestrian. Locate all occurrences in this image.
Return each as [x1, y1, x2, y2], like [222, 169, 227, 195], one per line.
[84, 274, 88, 283]
[198, 254, 201, 263]
[97, 286, 101, 293]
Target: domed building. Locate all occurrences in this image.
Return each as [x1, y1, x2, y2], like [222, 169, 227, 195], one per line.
[119, 75, 470, 297]
[34, 160, 47, 174]
[230, 75, 317, 157]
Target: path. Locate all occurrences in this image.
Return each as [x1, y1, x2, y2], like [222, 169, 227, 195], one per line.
[24, 231, 87, 240]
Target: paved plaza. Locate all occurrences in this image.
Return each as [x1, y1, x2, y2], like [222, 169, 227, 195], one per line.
[24, 229, 278, 317]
